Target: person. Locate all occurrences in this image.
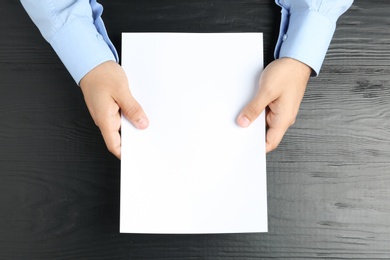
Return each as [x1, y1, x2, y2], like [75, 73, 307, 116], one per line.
[20, 0, 353, 159]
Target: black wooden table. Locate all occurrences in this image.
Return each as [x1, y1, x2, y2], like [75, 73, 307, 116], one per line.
[1, 1, 390, 259]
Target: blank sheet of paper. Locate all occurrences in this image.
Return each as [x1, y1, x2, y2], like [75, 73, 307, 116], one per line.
[121, 33, 267, 234]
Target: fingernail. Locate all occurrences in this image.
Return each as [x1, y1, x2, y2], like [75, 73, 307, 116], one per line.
[136, 117, 149, 129]
[238, 116, 250, 128]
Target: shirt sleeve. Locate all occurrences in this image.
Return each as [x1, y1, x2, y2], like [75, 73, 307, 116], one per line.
[20, 0, 119, 84]
[274, 0, 353, 76]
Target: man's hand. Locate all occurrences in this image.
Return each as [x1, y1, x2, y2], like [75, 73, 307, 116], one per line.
[237, 57, 311, 153]
[80, 61, 149, 159]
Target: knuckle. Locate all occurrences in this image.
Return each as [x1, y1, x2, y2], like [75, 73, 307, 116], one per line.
[106, 142, 119, 154]
[107, 146, 116, 154]
[246, 103, 262, 117]
[93, 114, 109, 128]
[123, 104, 142, 120]
[284, 114, 296, 127]
[290, 119, 296, 126]
[268, 141, 278, 152]
[106, 144, 114, 153]
[93, 116, 104, 127]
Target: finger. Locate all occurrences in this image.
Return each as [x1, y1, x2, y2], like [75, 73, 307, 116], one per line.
[98, 110, 122, 159]
[265, 111, 294, 153]
[237, 87, 276, 128]
[114, 88, 149, 130]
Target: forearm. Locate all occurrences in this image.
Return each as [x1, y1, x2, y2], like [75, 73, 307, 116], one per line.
[20, 0, 118, 84]
[274, 0, 354, 76]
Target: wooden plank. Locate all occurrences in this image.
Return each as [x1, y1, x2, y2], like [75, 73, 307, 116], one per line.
[1, 0, 390, 259]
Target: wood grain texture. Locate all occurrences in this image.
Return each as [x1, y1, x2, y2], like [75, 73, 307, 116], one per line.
[1, 0, 390, 259]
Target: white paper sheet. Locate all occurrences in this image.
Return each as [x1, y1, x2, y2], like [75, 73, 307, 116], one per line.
[121, 33, 267, 234]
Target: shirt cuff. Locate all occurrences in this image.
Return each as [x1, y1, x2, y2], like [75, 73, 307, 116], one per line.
[275, 10, 336, 76]
[49, 18, 117, 84]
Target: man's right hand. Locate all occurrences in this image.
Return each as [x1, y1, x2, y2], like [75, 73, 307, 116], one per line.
[80, 60, 149, 159]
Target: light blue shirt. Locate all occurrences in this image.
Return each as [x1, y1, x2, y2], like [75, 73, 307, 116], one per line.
[21, 0, 353, 84]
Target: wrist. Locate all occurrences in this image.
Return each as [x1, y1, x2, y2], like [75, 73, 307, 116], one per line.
[279, 57, 311, 79]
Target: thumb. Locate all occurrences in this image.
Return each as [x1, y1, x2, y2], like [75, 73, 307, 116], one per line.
[237, 88, 274, 128]
[115, 89, 149, 130]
